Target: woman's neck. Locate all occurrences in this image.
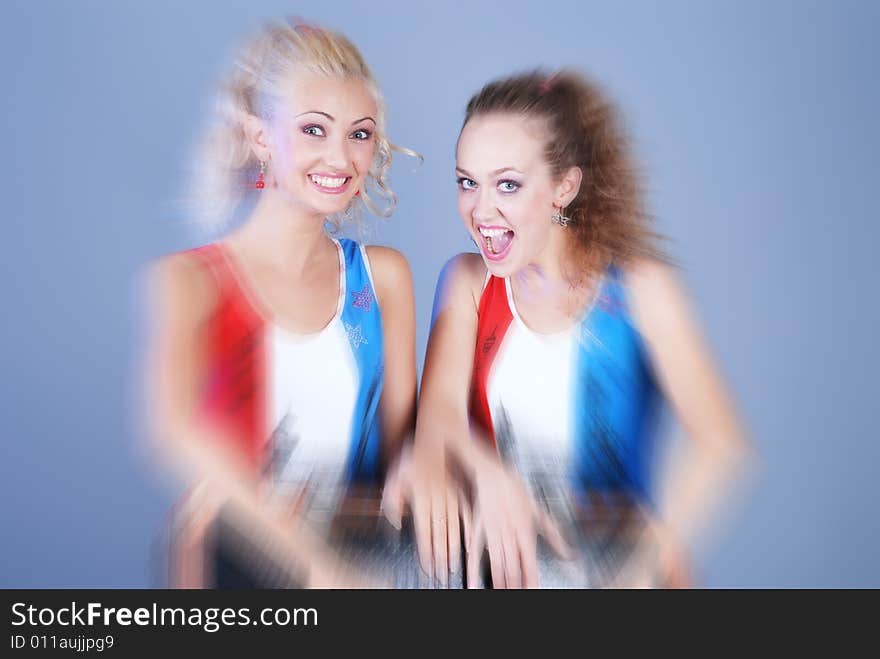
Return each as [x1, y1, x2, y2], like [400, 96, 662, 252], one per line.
[511, 230, 602, 317]
[229, 191, 333, 276]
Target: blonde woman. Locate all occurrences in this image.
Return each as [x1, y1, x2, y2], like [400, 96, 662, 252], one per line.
[147, 20, 417, 588]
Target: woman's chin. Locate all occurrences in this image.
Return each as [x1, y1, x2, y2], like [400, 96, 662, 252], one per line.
[482, 255, 520, 278]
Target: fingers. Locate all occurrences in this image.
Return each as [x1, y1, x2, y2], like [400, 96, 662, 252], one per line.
[461, 505, 546, 589]
[380, 468, 403, 530]
[411, 487, 433, 579]
[431, 486, 449, 584]
[657, 531, 693, 588]
[516, 521, 539, 589]
[536, 507, 574, 560]
[466, 517, 485, 589]
[501, 529, 522, 589]
[447, 485, 461, 576]
[485, 525, 505, 589]
[387, 448, 461, 585]
[459, 491, 472, 558]
[380, 446, 414, 531]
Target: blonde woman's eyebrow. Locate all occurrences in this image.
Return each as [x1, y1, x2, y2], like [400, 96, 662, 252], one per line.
[295, 110, 334, 120]
[294, 111, 375, 126]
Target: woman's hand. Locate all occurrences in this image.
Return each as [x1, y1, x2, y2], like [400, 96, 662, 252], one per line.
[609, 516, 693, 588]
[381, 443, 462, 585]
[465, 451, 573, 589]
[650, 520, 693, 588]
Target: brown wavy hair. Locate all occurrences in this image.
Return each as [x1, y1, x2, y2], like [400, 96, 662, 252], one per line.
[461, 70, 667, 283]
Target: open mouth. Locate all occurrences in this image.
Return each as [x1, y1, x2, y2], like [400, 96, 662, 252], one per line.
[308, 173, 352, 194]
[478, 225, 515, 261]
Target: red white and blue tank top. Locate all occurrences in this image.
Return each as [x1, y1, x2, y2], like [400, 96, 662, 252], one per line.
[188, 238, 385, 494]
[469, 265, 660, 505]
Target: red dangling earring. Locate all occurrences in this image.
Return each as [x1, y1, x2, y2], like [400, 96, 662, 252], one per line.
[355, 189, 360, 196]
[255, 160, 266, 189]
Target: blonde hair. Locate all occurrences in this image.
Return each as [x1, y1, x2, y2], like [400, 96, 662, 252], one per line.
[190, 18, 417, 231]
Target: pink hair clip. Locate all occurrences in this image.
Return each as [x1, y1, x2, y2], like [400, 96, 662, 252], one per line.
[289, 16, 316, 33]
[538, 74, 558, 94]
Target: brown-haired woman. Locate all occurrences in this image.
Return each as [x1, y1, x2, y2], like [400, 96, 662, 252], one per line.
[385, 70, 752, 588]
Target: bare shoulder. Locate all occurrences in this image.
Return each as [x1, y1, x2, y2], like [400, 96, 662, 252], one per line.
[620, 257, 701, 349]
[623, 257, 682, 296]
[440, 252, 486, 283]
[149, 250, 218, 327]
[622, 257, 688, 313]
[436, 252, 487, 311]
[364, 245, 414, 306]
[365, 245, 413, 282]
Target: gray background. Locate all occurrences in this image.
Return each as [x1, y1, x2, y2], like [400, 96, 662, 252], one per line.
[1, 0, 877, 587]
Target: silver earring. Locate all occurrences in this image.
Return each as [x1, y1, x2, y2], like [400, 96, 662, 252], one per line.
[551, 206, 571, 227]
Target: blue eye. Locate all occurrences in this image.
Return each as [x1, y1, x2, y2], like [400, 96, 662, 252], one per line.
[498, 180, 521, 193]
[457, 177, 477, 190]
[351, 129, 372, 140]
[303, 125, 325, 137]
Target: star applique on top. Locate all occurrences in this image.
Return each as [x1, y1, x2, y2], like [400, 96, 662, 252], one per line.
[344, 322, 368, 350]
[576, 319, 607, 353]
[351, 285, 374, 311]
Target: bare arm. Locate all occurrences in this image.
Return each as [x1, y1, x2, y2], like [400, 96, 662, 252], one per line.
[365, 246, 417, 469]
[381, 254, 485, 582]
[625, 259, 755, 579]
[400, 254, 568, 587]
[145, 253, 371, 587]
[414, 253, 485, 467]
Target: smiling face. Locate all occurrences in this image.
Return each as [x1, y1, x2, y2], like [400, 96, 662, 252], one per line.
[456, 112, 578, 278]
[261, 73, 378, 217]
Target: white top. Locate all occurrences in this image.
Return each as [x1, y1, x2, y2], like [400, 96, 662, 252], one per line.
[263, 240, 363, 510]
[485, 278, 579, 507]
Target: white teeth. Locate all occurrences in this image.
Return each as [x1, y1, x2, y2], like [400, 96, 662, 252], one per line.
[478, 227, 512, 238]
[310, 175, 347, 188]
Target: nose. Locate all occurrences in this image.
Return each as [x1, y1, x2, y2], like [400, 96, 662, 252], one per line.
[323, 135, 351, 172]
[472, 188, 497, 223]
